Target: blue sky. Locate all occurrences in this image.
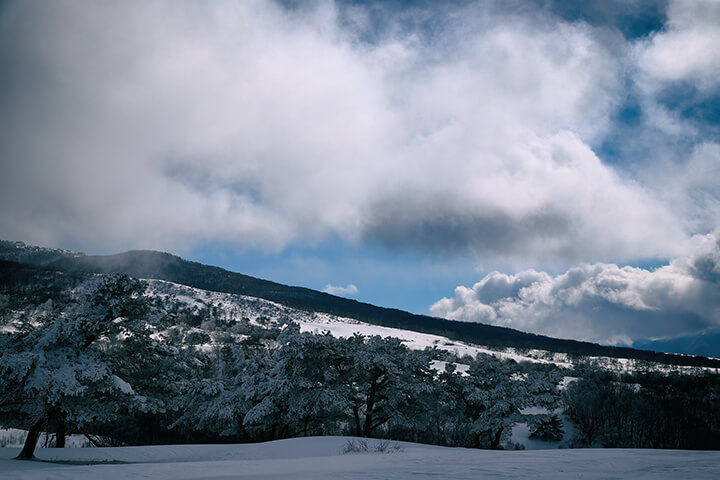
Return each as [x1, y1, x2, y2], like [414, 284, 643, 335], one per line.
[1, 0, 718, 352]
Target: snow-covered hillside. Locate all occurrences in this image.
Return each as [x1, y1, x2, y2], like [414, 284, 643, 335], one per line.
[146, 279, 719, 375]
[2, 437, 719, 480]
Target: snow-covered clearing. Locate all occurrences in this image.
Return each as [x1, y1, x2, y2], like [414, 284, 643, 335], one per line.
[1, 437, 719, 480]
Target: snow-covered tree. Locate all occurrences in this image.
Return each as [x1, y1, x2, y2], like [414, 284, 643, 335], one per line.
[233, 323, 348, 440]
[171, 342, 259, 441]
[0, 275, 162, 458]
[441, 356, 562, 449]
[341, 334, 434, 438]
[263, 325, 350, 437]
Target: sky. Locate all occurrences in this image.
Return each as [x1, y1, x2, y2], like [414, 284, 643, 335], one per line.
[1, 0, 718, 353]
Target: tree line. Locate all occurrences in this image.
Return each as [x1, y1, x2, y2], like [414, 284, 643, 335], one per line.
[1, 273, 719, 458]
[1, 274, 564, 457]
[565, 368, 720, 449]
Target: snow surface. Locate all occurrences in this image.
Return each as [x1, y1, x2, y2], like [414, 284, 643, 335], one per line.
[2, 436, 719, 480]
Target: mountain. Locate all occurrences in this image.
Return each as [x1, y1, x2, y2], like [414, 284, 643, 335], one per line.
[1, 240, 718, 368]
[634, 330, 720, 359]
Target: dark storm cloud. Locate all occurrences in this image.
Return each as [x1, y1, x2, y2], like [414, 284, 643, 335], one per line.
[361, 193, 572, 259]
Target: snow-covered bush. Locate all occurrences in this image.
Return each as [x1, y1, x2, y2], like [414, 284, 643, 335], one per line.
[342, 439, 369, 453]
[341, 439, 403, 454]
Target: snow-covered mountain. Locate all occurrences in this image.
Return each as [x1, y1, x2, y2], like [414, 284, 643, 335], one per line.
[1, 239, 718, 369]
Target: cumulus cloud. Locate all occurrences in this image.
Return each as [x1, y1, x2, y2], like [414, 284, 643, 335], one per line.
[652, 142, 720, 233]
[430, 231, 720, 346]
[323, 283, 359, 297]
[597, 0, 720, 234]
[636, 0, 720, 92]
[0, 0, 694, 266]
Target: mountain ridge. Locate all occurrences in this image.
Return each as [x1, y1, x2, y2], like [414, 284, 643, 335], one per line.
[1, 240, 718, 368]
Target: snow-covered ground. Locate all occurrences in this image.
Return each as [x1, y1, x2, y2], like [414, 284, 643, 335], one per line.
[2, 436, 719, 480]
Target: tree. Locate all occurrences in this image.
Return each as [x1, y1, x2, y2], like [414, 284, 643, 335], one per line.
[0, 275, 158, 458]
[441, 356, 561, 449]
[564, 371, 618, 447]
[528, 413, 564, 441]
[266, 325, 350, 437]
[172, 342, 258, 442]
[341, 334, 434, 438]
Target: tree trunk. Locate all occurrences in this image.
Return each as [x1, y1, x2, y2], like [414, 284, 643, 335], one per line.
[353, 406, 362, 437]
[238, 422, 250, 443]
[84, 434, 103, 448]
[489, 427, 504, 450]
[55, 420, 66, 448]
[303, 415, 311, 437]
[363, 390, 376, 437]
[362, 412, 373, 438]
[17, 421, 43, 459]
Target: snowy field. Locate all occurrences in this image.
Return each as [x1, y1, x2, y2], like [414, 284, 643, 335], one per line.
[2, 437, 720, 480]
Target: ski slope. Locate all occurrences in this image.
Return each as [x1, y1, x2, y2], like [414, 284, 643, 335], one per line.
[2, 436, 719, 480]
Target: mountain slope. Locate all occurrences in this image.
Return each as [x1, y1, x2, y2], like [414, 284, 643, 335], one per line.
[634, 330, 720, 359]
[1, 240, 718, 368]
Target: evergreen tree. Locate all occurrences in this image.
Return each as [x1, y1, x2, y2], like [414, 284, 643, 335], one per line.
[341, 334, 434, 438]
[0, 275, 161, 458]
[528, 413, 564, 441]
[441, 355, 562, 449]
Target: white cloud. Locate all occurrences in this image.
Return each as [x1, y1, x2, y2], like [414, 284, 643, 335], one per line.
[0, 0, 692, 266]
[635, 0, 720, 91]
[651, 142, 720, 233]
[430, 231, 720, 345]
[323, 283, 359, 297]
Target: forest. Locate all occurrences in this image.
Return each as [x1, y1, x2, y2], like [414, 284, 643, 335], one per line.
[1, 270, 719, 459]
